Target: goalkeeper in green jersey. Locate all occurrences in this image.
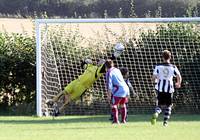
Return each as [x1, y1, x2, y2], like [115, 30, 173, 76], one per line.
[47, 43, 125, 116]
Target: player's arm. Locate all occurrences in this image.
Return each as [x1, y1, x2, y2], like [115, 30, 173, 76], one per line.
[106, 73, 113, 102]
[152, 75, 158, 83]
[175, 74, 182, 88]
[126, 79, 136, 96]
[174, 66, 182, 88]
[152, 65, 158, 84]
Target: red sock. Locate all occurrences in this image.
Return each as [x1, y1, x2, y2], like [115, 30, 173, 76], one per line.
[112, 107, 118, 123]
[121, 106, 127, 123]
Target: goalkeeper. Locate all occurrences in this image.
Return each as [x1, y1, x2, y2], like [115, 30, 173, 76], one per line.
[47, 43, 124, 115]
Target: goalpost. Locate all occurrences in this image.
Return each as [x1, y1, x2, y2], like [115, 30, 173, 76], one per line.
[36, 18, 200, 116]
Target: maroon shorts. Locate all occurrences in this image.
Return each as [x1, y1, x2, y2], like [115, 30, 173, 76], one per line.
[112, 96, 127, 105]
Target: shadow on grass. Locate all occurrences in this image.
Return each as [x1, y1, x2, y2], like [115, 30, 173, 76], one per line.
[0, 114, 199, 125]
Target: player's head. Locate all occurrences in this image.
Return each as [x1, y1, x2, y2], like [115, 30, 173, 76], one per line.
[105, 59, 114, 69]
[120, 67, 129, 79]
[162, 50, 171, 62]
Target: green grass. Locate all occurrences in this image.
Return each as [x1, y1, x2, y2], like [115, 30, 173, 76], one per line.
[0, 114, 199, 140]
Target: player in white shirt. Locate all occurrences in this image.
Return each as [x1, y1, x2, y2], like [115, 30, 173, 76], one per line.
[109, 67, 136, 122]
[105, 59, 130, 124]
[151, 50, 182, 126]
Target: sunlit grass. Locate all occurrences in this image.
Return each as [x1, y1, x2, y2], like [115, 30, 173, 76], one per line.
[0, 114, 199, 140]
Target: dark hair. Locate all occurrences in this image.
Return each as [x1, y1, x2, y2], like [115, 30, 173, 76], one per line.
[105, 59, 114, 69]
[120, 67, 129, 76]
[162, 50, 171, 60]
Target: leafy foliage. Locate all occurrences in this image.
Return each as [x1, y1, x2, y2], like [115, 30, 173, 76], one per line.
[0, 33, 36, 115]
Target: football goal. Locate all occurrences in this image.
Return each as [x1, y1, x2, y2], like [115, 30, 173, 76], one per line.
[36, 18, 200, 116]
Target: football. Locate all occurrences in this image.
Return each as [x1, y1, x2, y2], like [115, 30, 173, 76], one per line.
[114, 43, 124, 57]
[114, 43, 124, 52]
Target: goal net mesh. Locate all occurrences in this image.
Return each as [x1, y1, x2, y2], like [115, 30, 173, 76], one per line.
[39, 21, 200, 116]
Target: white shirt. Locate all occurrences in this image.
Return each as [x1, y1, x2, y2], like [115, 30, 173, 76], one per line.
[106, 67, 130, 97]
[153, 63, 181, 93]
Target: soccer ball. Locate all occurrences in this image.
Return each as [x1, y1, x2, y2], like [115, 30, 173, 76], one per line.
[114, 43, 124, 52]
[114, 43, 124, 57]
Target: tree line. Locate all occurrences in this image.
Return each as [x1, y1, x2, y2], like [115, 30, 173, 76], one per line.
[0, 0, 200, 18]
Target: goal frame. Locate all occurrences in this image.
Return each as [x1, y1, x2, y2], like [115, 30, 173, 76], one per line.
[35, 17, 200, 116]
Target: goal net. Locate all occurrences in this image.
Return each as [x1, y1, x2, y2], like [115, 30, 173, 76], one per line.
[36, 18, 200, 116]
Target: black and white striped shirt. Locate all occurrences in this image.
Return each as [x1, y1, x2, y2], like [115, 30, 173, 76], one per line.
[153, 63, 181, 93]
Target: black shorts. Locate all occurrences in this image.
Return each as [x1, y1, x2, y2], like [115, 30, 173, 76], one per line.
[156, 91, 173, 106]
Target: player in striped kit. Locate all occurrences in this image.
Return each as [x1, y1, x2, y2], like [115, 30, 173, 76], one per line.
[151, 50, 182, 126]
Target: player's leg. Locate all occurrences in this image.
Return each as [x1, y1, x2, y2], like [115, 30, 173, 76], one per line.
[52, 90, 65, 103]
[58, 84, 87, 114]
[46, 91, 65, 116]
[46, 90, 64, 107]
[125, 97, 129, 122]
[151, 91, 163, 125]
[163, 93, 173, 126]
[50, 80, 76, 116]
[151, 106, 162, 125]
[118, 97, 128, 123]
[109, 95, 113, 121]
[50, 91, 71, 116]
[46, 79, 75, 107]
[119, 100, 127, 123]
[111, 96, 120, 124]
[109, 106, 114, 121]
[163, 105, 172, 126]
[111, 105, 119, 124]
[57, 93, 71, 114]
[125, 103, 128, 122]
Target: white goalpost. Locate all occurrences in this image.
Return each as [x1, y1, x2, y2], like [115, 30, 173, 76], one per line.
[36, 17, 200, 116]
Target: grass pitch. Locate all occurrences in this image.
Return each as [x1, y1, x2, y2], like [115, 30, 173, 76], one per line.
[0, 114, 199, 140]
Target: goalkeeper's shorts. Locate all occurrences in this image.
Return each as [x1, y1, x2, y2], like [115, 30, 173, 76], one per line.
[64, 79, 87, 100]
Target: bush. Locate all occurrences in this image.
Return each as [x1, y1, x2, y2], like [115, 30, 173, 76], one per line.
[0, 32, 36, 115]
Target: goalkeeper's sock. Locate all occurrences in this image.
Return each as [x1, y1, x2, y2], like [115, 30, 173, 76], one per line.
[52, 102, 60, 117]
[46, 100, 54, 107]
